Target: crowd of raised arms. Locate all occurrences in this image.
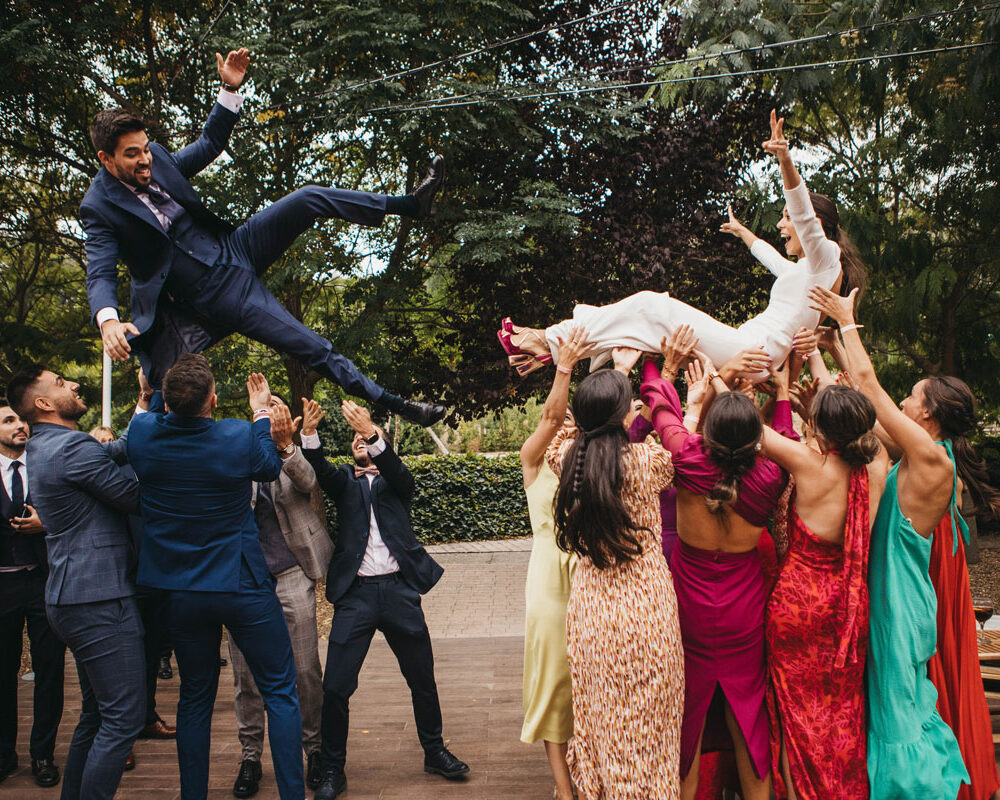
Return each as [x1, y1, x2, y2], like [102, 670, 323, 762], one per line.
[0, 40, 993, 800]
[513, 109, 1000, 800]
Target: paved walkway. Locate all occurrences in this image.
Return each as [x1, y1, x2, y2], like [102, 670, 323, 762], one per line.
[8, 542, 548, 799]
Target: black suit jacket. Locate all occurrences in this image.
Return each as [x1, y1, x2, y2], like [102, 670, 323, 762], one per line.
[303, 440, 443, 603]
[0, 482, 47, 571]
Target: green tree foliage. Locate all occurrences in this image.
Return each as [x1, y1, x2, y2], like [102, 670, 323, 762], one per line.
[653, 0, 1000, 409]
[0, 0, 769, 431]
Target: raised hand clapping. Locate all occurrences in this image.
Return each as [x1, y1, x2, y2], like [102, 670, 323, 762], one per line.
[217, 47, 250, 88]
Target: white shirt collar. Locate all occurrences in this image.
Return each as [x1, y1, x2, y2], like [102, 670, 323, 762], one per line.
[0, 452, 25, 471]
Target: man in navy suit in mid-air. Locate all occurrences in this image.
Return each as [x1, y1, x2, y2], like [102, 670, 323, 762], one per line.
[81, 46, 446, 427]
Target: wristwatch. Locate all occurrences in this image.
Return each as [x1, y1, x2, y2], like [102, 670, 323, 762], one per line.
[365, 431, 380, 446]
[221, 80, 241, 93]
[280, 442, 295, 455]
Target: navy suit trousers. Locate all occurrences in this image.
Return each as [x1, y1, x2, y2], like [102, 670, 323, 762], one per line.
[46, 596, 146, 800]
[167, 563, 303, 800]
[320, 574, 444, 771]
[146, 184, 390, 405]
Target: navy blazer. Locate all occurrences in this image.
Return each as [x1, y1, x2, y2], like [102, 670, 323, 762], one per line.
[80, 101, 239, 334]
[26, 423, 139, 606]
[126, 412, 282, 592]
[303, 440, 443, 603]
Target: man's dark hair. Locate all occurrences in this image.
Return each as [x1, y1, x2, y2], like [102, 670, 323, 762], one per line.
[90, 108, 147, 154]
[269, 391, 289, 408]
[6, 366, 45, 421]
[163, 354, 215, 417]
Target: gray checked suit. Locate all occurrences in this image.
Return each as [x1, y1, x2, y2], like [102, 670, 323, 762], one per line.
[27, 422, 145, 800]
[228, 446, 333, 762]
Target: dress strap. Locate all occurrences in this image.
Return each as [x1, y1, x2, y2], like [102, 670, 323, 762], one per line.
[936, 439, 970, 554]
[835, 466, 871, 668]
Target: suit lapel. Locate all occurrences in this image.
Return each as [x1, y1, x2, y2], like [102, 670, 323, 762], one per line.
[98, 169, 167, 236]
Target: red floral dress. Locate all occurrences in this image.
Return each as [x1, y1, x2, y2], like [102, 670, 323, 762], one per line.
[765, 468, 870, 800]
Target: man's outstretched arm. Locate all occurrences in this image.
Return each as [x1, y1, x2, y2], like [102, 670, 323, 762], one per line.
[170, 47, 250, 178]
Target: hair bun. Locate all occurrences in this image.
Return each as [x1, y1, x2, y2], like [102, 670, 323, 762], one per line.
[840, 431, 880, 467]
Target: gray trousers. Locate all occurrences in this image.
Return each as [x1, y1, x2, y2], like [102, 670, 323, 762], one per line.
[228, 565, 322, 760]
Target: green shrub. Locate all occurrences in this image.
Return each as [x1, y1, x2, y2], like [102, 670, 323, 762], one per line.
[322, 452, 532, 544]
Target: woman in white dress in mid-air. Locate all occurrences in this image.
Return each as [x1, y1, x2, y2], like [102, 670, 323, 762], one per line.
[498, 110, 867, 379]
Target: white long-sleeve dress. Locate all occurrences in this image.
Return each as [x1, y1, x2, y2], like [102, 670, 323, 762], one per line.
[545, 181, 842, 376]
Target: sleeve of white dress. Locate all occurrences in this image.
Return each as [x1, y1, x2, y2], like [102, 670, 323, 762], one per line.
[750, 238, 794, 277]
[784, 180, 842, 276]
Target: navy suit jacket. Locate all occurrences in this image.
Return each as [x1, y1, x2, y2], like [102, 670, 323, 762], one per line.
[303, 441, 443, 603]
[26, 423, 139, 606]
[80, 101, 239, 335]
[126, 412, 282, 592]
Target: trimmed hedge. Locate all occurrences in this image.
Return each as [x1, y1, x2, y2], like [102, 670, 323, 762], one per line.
[322, 453, 532, 544]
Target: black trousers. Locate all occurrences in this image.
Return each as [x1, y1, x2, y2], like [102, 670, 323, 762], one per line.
[320, 574, 444, 771]
[0, 569, 65, 760]
[136, 589, 170, 726]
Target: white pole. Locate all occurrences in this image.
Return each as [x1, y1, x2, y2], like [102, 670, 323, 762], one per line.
[102, 352, 112, 428]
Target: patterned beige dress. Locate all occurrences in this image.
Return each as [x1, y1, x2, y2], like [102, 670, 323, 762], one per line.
[547, 428, 684, 800]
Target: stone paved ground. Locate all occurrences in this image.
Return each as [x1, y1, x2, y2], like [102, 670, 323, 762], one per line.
[8, 541, 550, 799]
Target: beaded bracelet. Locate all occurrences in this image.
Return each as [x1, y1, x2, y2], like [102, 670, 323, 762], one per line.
[840, 323, 864, 334]
[556, 364, 573, 375]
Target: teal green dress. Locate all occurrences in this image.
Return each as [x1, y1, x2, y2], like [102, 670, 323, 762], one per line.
[866, 442, 969, 799]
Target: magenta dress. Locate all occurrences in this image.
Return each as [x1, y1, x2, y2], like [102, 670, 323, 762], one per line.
[641, 360, 794, 780]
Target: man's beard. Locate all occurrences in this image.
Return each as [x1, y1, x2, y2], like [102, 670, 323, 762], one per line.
[0, 435, 25, 452]
[55, 396, 87, 422]
[353, 452, 372, 468]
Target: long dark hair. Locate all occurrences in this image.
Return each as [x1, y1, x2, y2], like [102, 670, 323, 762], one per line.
[809, 191, 868, 301]
[922, 376, 1000, 518]
[554, 370, 646, 569]
[701, 392, 762, 514]
[811, 385, 880, 467]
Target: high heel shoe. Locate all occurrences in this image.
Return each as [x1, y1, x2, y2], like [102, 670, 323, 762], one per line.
[509, 353, 550, 377]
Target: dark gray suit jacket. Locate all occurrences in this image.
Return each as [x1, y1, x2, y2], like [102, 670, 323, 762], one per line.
[27, 422, 139, 606]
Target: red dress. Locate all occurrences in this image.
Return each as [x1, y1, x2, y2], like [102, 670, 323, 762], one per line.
[765, 468, 870, 800]
[928, 508, 1000, 800]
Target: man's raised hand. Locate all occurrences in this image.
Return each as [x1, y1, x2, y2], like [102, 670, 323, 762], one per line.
[301, 398, 326, 436]
[246, 373, 271, 412]
[216, 47, 250, 88]
[270, 403, 300, 450]
[341, 400, 377, 439]
[101, 319, 140, 361]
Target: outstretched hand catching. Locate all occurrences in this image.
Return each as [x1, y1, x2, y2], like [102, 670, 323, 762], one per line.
[101, 319, 140, 362]
[270, 403, 301, 450]
[721, 348, 771, 381]
[558, 326, 594, 371]
[808, 285, 859, 327]
[660, 324, 699, 377]
[216, 47, 250, 87]
[300, 398, 326, 436]
[341, 400, 377, 439]
[612, 347, 643, 375]
[246, 373, 271, 412]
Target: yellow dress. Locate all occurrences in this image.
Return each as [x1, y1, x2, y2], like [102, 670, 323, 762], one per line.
[548, 429, 684, 800]
[521, 460, 578, 744]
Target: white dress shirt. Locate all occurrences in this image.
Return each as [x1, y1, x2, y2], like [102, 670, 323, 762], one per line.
[301, 432, 400, 577]
[0, 451, 32, 572]
[96, 87, 245, 329]
[0, 451, 27, 504]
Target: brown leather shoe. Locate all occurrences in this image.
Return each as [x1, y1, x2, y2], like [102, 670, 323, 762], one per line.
[124, 752, 136, 772]
[138, 719, 177, 739]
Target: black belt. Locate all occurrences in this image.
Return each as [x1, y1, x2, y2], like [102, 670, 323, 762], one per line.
[354, 572, 400, 585]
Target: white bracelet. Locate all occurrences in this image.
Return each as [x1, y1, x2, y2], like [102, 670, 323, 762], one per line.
[682, 414, 699, 425]
[806, 349, 820, 358]
[840, 323, 863, 334]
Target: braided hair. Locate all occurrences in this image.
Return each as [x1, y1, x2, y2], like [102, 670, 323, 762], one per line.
[554, 370, 646, 569]
[700, 392, 762, 515]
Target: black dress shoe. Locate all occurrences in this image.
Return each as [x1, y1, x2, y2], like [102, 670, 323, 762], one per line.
[314, 767, 346, 800]
[306, 751, 322, 791]
[397, 399, 447, 427]
[0, 752, 17, 783]
[32, 758, 60, 788]
[124, 751, 135, 771]
[424, 747, 470, 779]
[412, 154, 446, 219]
[157, 656, 173, 680]
[232, 759, 262, 798]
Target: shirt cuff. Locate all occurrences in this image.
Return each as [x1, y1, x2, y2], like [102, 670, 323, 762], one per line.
[216, 87, 244, 114]
[366, 437, 387, 457]
[95, 307, 120, 328]
[134, 405, 148, 415]
[300, 432, 321, 450]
